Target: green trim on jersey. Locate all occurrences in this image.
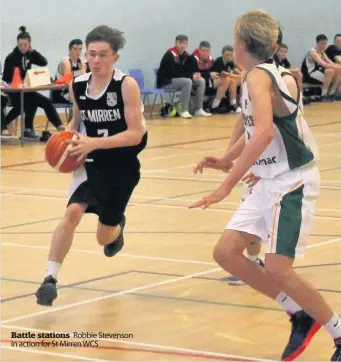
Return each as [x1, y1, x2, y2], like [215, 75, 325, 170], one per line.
[255, 67, 299, 106]
[254, 67, 314, 169]
[276, 116, 314, 169]
[276, 184, 304, 258]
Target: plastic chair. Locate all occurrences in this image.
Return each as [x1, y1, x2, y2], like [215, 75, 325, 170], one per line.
[129, 69, 165, 118]
[49, 87, 73, 129]
[153, 68, 177, 104]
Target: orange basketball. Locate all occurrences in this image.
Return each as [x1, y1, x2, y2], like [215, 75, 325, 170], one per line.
[45, 131, 84, 173]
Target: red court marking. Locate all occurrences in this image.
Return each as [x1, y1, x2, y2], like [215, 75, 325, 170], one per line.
[1, 339, 255, 361]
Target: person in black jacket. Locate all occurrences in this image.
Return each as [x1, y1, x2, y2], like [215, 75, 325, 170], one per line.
[326, 34, 341, 64]
[274, 44, 304, 94]
[211, 46, 242, 112]
[0, 62, 9, 135]
[156, 35, 211, 119]
[193, 41, 230, 113]
[2, 26, 64, 138]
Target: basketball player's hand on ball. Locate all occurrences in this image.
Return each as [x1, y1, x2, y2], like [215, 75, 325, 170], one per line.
[241, 172, 261, 188]
[193, 157, 233, 174]
[67, 132, 98, 161]
[189, 184, 232, 210]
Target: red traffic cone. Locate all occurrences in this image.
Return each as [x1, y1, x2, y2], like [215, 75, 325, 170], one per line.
[12, 67, 22, 88]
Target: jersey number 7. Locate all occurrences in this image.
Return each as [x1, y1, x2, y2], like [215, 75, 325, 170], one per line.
[97, 129, 108, 137]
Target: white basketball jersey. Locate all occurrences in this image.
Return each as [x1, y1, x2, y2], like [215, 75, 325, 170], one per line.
[242, 62, 318, 179]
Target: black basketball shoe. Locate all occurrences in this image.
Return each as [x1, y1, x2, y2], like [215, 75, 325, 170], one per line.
[104, 215, 126, 257]
[281, 310, 321, 360]
[35, 275, 58, 306]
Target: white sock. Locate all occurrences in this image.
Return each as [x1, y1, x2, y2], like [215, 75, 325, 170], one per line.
[275, 292, 302, 314]
[247, 253, 259, 262]
[231, 99, 237, 105]
[329, 87, 337, 95]
[321, 88, 328, 96]
[46, 261, 61, 280]
[324, 313, 341, 339]
[211, 99, 220, 108]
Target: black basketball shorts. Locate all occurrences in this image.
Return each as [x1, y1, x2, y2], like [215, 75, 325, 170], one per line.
[67, 159, 140, 227]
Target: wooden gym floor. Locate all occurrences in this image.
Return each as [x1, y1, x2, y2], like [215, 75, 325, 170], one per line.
[1, 103, 340, 361]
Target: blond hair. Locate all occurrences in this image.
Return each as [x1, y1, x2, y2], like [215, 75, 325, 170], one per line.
[234, 10, 279, 60]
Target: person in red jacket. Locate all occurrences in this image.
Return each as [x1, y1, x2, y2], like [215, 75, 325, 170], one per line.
[157, 35, 211, 119]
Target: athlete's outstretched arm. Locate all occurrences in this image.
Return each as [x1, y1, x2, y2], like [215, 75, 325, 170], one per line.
[190, 68, 273, 209]
[192, 113, 245, 174]
[222, 68, 273, 187]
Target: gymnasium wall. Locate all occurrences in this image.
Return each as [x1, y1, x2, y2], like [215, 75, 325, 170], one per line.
[1, 0, 340, 89]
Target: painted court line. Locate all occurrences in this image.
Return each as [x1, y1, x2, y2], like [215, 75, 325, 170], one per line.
[2, 185, 341, 212]
[0, 339, 257, 362]
[0, 344, 112, 362]
[319, 141, 341, 148]
[306, 237, 341, 249]
[142, 147, 227, 162]
[1, 325, 268, 362]
[1, 194, 340, 221]
[1, 267, 221, 325]
[2, 237, 340, 267]
[143, 163, 195, 174]
[314, 132, 341, 138]
[1, 242, 216, 265]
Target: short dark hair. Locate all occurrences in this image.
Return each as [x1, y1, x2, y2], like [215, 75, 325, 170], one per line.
[222, 45, 233, 54]
[316, 34, 328, 43]
[69, 39, 83, 50]
[175, 34, 188, 42]
[279, 43, 288, 49]
[17, 26, 31, 42]
[334, 33, 341, 41]
[277, 27, 283, 45]
[85, 25, 125, 53]
[199, 41, 211, 48]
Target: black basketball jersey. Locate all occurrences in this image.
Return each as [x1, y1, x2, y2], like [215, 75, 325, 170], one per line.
[56, 56, 83, 79]
[72, 68, 147, 164]
[71, 58, 83, 77]
[301, 49, 324, 76]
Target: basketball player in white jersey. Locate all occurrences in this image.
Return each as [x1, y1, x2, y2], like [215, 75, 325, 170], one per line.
[190, 10, 341, 361]
[225, 27, 312, 286]
[35, 25, 148, 307]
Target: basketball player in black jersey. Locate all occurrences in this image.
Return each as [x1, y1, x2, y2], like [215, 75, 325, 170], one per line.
[35, 25, 148, 306]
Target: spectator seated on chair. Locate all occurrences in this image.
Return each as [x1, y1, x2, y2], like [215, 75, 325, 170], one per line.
[52, 39, 87, 104]
[273, 43, 310, 104]
[211, 45, 241, 112]
[1, 84, 10, 136]
[301, 34, 341, 101]
[1, 26, 64, 139]
[156, 34, 211, 119]
[326, 33, 341, 65]
[0, 62, 11, 137]
[193, 41, 230, 113]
